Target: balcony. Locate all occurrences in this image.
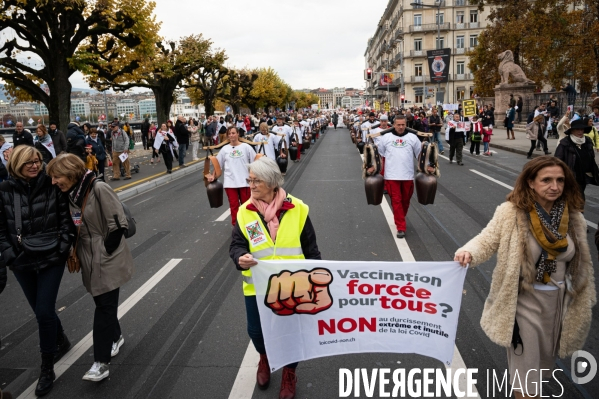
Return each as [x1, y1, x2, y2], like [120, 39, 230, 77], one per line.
[454, 22, 466, 29]
[469, 22, 479, 28]
[411, 75, 430, 83]
[454, 0, 465, 5]
[394, 52, 403, 62]
[454, 73, 473, 80]
[453, 47, 471, 54]
[394, 28, 403, 40]
[409, 23, 450, 33]
[409, 50, 425, 57]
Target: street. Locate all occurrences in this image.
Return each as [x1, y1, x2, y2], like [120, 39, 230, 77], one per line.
[1, 125, 598, 399]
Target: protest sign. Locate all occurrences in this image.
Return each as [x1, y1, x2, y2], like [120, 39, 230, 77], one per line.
[252, 260, 467, 371]
[462, 100, 477, 118]
[118, 152, 129, 162]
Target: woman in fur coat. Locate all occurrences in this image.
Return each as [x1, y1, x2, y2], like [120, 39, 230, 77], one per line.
[454, 156, 595, 399]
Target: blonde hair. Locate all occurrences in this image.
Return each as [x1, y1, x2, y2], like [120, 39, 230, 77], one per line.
[46, 153, 86, 184]
[7, 145, 43, 180]
[0, 135, 5, 144]
[259, 122, 269, 134]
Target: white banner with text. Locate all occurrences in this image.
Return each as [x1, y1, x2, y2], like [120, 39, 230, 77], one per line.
[252, 260, 468, 371]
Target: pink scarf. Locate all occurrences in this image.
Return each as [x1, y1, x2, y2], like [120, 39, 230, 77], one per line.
[251, 188, 287, 242]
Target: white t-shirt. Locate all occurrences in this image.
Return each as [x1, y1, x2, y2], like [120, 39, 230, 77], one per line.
[235, 121, 247, 134]
[369, 126, 390, 146]
[271, 124, 292, 147]
[376, 132, 421, 181]
[290, 125, 303, 144]
[253, 133, 279, 159]
[215, 143, 256, 188]
[361, 120, 378, 142]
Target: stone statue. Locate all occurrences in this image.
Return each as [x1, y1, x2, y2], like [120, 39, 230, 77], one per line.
[497, 50, 535, 85]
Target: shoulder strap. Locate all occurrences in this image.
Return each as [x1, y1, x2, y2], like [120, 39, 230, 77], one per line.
[14, 191, 22, 244]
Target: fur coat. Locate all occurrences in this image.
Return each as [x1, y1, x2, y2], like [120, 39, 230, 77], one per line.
[456, 202, 596, 358]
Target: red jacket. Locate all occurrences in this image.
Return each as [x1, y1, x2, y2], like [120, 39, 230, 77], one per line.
[244, 117, 251, 133]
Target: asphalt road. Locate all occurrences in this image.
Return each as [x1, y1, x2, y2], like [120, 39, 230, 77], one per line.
[1, 125, 598, 399]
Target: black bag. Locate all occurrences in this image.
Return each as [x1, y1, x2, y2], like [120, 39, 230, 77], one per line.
[503, 117, 509, 127]
[14, 192, 60, 255]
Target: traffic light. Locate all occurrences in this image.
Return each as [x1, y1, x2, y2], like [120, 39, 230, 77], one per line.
[400, 94, 405, 103]
[365, 68, 373, 80]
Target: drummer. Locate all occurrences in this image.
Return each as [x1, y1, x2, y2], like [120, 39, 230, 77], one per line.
[291, 119, 303, 162]
[206, 126, 257, 226]
[361, 112, 379, 143]
[253, 122, 279, 160]
[271, 118, 293, 148]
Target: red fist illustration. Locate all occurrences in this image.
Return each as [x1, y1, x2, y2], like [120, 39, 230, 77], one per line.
[265, 268, 333, 315]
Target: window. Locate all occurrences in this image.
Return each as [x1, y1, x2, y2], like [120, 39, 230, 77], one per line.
[457, 62, 465, 75]
[456, 89, 465, 100]
[470, 11, 478, 23]
[436, 37, 444, 49]
[414, 14, 422, 26]
[470, 34, 478, 47]
[436, 13, 444, 25]
[414, 39, 422, 51]
[415, 95, 423, 103]
[413, 0, 422, 8]
[456, 36, 464, 49]
[415, 64, 423, 76]
[456, 11, 464, 24]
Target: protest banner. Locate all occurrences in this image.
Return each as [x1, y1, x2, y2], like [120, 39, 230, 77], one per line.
[252, 260, 467, 371]
[462, 100, 477, 118]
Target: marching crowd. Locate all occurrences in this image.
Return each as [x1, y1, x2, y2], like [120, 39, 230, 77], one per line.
[1, 100, 599, 399]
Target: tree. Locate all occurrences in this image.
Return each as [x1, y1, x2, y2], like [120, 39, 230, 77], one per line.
[248, 68, 292, 112]
[83, 34, 214, 124]
[184, 50, 228, 117]
[0, 0, 158, 131]
[469, 0, 598, 95]
[220, 69, 258, 115]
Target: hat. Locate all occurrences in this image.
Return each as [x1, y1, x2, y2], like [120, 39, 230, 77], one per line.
[380, 115, 389, 121]
[369, 112, 376, 117]
[85, 144, 93, 149]
[565, 118, 592, 135]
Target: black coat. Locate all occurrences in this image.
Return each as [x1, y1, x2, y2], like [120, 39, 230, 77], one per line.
[555, 136, 599, 185]
[66, 123, 87, 162]
[174, 120, 190, 145]
[13, 130, 34, 148]
[0, 169, 74, 272]
[229, 205, 321, 271]
[48, 128, 67, 154]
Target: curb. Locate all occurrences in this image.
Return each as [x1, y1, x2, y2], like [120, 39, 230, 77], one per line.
[489, 142, 555, 158]
[116, 162, 203, 201]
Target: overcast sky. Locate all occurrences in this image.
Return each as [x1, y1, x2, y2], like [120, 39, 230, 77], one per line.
[65, 0, 387, 92]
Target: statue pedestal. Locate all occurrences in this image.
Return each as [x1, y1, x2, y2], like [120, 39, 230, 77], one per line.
[494, 83, 536, 122]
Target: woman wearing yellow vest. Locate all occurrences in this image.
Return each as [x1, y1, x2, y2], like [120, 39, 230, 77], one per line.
[229, 157, 321, 399]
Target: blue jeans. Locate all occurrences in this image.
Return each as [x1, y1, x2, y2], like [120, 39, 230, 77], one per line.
[178, 143, 188, 165]
[432, 131, 444, 152]
[483, 142, 489, 153]
[245, 295, 298, 368]
[13, 265, 65, 354]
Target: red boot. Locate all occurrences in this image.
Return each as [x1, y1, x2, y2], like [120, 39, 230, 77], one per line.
[257, 354, 270, 390]
[279, 367, 297, 399]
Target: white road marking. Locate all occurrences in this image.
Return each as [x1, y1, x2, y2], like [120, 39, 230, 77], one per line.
[379, 197, 480, 398]
[216, 209, 231, 222]
[227, 343, 261, 399]
[470, 169, 598, 229]
[17, 259, 183, 399]
[133, 196, 155, 206]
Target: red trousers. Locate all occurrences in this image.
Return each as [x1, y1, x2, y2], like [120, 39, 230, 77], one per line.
[297, 144, 302, 160]
[225, 187, 251, 226]
[386, 180, 414, 232]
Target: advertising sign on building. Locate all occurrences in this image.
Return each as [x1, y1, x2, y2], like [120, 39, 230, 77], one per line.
[426, 48, 451, 84]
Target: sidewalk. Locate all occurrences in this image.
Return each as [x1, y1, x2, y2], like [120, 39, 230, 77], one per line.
[488, 127, 561, 157]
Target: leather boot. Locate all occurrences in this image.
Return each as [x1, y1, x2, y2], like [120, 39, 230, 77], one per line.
[256, 354, 270, 390]
[54, 331, 71, 363]
[279, 367, 297, 399]
[35, 354, 55, 397]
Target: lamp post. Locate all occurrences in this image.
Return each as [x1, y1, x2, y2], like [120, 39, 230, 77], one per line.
[410, 1, 443, 104]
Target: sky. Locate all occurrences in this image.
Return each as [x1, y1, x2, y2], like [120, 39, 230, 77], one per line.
[63, 0, 387, 92]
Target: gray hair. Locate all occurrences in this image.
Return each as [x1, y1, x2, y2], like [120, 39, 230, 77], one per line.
[248, 157, 284, 189]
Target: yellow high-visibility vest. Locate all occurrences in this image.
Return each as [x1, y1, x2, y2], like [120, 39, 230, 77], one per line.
[236, 195, 308, 296]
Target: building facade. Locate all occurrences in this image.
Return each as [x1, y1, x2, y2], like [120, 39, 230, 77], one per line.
[138, 99, 157, 118]
[364, 0, 491, 107]
[116, 99, 139, 119]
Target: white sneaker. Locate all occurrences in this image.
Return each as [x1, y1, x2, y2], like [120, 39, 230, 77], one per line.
[82, 362, 109, 381]
[111, 336, 124, 357]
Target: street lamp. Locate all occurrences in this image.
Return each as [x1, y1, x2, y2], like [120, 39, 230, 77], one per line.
[410, 1, 443, 104]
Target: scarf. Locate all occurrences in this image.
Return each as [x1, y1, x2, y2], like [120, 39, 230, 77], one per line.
[250, 188, 287, 242]
[0, 142, 12, 166]
[528, 200, 569, 283]
[34, 134, 56, 159]
[570, 134, 586, 146]
[69, 170, 96, 208]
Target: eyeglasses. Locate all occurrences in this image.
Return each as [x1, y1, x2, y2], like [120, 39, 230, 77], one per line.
[246, 178, 264, 185]
[24, 160, 41, 168]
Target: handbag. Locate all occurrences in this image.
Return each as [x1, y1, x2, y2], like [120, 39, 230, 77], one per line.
[14, 192, 60, 255]
[67, 180, 94, 273]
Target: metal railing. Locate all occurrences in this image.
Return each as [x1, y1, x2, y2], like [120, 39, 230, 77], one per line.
[469, 22, 479, 28]
[394, 52, 403, 62]
[394, 28, 403, 39]
[453, 47, 470, 54]
[410, 75, 430, 83]
[409, 50, 425, 57]
[409, 23, 450, 33]
[454, 73, 473, 80]
[454, 0, 465, 5]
